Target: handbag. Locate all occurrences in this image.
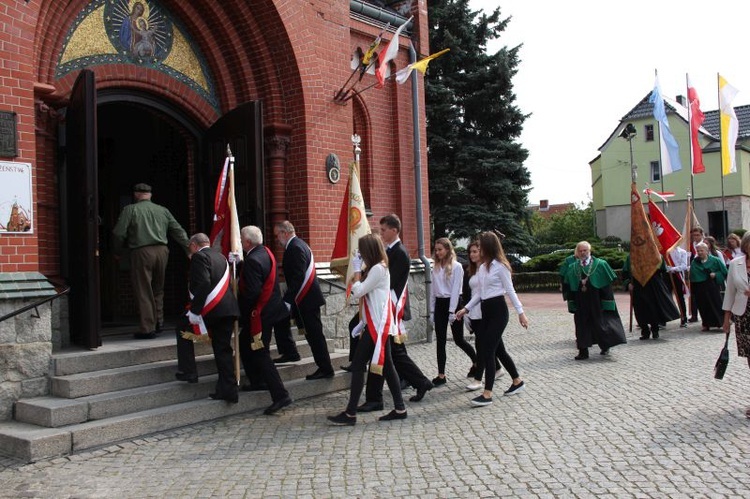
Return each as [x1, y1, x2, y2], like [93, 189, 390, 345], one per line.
[713, 331, 730, 380]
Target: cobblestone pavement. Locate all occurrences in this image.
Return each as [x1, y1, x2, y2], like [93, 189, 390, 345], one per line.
[1, 293, 748, 498]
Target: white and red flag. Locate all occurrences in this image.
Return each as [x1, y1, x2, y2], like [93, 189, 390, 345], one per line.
[209, 155, 243, 262]
[647, 198, 681, 256]
[375, 16, 413, 88]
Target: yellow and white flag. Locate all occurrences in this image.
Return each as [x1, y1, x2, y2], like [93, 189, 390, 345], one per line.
[719, 74, 739, 175]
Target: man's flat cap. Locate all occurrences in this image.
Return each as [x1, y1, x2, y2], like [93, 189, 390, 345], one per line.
[133, 183, 152, 193]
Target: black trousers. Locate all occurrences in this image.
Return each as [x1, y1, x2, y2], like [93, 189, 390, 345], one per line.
[239, 322, 289, 403]
[477, 296, 517, 391]
[365, 336, 431, 403]
[272, 315, 300, 358]
[175, 323, 197, 377]
[297, 306, 333, 372]
[434, 297, 477, 374]
[346, 331, 404, 414]
[207, 316, 238, 398]
[348, 312, 360, 362]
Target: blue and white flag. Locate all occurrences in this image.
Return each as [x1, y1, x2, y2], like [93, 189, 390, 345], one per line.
[649, 76, 682, 174]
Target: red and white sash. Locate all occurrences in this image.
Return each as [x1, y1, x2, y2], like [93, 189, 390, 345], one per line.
[363, 293, 394, 375]
[248, 247, 277, 348]
[295, 250, 317, 305]
[187, 261, 230, 336]
[391, 283, 408, 337]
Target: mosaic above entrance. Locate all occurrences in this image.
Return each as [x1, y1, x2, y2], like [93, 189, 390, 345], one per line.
[56, 0, 218, 110]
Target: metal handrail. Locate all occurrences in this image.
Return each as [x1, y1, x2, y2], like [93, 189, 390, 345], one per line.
[0, 285, 70, 323]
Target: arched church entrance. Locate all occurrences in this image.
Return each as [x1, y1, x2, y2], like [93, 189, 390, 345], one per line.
[97, 97, 194, 336]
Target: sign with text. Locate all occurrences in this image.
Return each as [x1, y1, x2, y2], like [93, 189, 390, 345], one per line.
[0, 161, 33, 234]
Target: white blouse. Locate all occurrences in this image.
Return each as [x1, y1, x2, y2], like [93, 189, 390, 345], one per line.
[350, 263, 396, 336]
[467, 273, 482, 320]
[464, 260, 524, 315]
[431, 260, 464, 314]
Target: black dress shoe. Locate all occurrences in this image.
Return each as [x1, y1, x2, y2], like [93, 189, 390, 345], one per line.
[327, 411, 356, 426]
[409, 382, 433, 402]
[574, 349, 589, 360]
[432, 376, 447, 386]
[305, 369, 335, 380]
[241, 383, 268, 392]
[340, 364, 353, 372]
[133, 331, 157, 339]
[378, 409, 407, 421]
[264, 396, 293, 415]
[175, 372, 198, 383]
[639, 335, 650, 340]
[273, 354, 301, 364]
[357, 401, 384, 412]
[209, 392, 238, 404]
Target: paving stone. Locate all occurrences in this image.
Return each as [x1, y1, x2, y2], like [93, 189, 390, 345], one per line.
[0, 293, 748, 497]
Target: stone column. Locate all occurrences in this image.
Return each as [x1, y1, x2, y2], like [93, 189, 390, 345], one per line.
[264, 123, 292, 262]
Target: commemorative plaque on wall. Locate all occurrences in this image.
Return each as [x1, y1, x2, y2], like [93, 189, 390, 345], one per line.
[0, 111, 18, 158]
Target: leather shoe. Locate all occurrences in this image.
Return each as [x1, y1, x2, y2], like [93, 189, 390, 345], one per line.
[357, 401, 384, 412]
[209, 392, 238, 404]
[378, 409, 407, 421]
[340, 364, 353, 372]
[133, 331, 157, 339]
[273, 354, 301, 364]
[175, 372, 198, 383]
[305, 369, 334, 380]
[409, 382, 433, 402]
[241, 383, 268, 392]
[263, 396, 292, 415]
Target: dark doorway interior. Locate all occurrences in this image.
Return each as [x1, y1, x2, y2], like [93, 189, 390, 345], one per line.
[97, 102, 191, 335]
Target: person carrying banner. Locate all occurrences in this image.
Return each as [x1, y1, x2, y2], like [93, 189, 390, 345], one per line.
[237, 225, 293, 415]
[274, 221, 334, 380]
[622, 254, 680, 340]
[186, 233, 241, 403]
[358, 214, 433, 410]
[666, 246, 690, 327]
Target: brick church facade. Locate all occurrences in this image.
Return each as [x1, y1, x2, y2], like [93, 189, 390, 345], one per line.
[0, 0, 430, 346]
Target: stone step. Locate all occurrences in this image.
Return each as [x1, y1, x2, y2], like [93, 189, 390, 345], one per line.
[0, 372, 352, 463]
[50, 340, 341, 398]
[17, 352, 348, 427]
[52, 333, 316, 376]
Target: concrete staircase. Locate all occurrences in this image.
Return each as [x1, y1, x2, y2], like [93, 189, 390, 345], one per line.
[0, 335, 349, 462]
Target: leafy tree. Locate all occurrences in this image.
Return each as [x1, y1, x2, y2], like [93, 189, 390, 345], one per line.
[425, 0, 532, 255]
[531, 202, 596, 245]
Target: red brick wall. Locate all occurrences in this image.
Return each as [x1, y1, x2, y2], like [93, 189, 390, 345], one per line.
[1, 0, 431, 275]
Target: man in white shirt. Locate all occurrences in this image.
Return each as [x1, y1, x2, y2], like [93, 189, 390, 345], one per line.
[667, 246, 689, 327]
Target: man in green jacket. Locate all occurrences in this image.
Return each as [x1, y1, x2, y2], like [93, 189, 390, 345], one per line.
[113, 183, 189, 339]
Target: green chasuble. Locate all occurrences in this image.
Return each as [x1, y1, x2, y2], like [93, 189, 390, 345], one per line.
[563, 256, 618, 313]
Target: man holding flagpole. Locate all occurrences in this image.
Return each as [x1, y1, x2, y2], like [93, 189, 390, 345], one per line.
[187, 233, 241, 403]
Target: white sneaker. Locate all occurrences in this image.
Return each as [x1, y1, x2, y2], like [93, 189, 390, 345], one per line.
[465, 381, 483, 391]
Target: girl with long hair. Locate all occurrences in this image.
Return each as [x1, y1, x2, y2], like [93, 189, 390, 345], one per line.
[328, 234, 406, 425]
[457, 232, 528, 406]
[430, 237, 477, 386]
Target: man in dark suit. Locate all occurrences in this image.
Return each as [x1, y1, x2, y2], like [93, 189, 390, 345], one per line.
[187, 233, 241, 403]
[359, 214, 433, 410]
[274, 221, 334, 380]
[237, 226, 294, 415]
